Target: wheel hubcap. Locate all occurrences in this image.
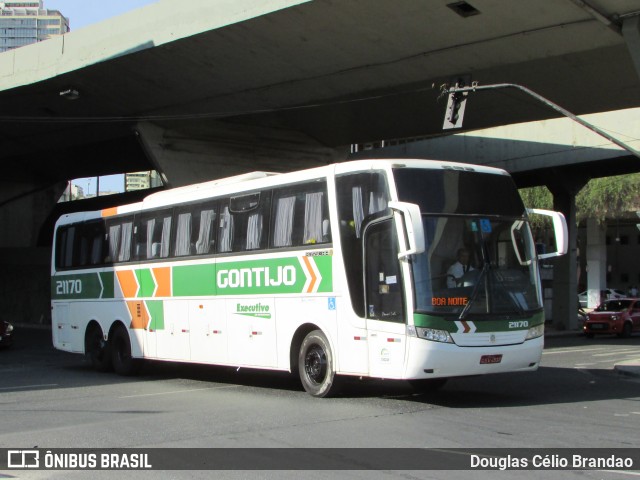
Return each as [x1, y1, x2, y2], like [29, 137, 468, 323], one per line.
[305, 345, 327, 384]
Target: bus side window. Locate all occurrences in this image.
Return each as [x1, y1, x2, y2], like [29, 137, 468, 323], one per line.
[81, 220, 106, 266]
[302, 191, 328, 245]
[105, 218, 133, 263]
[336, 172, 390, 317]
[271, 182, 331, 248]
[56, 225, 75, 269]
[218, 202, 233, 253]
[227, 191, 271, 252]
[133, 215, 149, 261]
[272, 193, 296, 247]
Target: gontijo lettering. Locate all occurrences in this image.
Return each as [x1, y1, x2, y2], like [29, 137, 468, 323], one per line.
[217, 266, 295, 288]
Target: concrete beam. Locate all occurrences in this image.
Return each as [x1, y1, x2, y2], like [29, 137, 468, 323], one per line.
[623, 15, 640, 79]
[137, 121, 348, 187]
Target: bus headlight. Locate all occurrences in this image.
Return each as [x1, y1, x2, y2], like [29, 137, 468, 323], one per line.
[525, 324, 544, 340]
[415, 327, 453, 344]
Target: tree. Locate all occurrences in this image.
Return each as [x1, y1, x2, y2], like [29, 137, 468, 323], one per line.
[519, 173, 640, 224]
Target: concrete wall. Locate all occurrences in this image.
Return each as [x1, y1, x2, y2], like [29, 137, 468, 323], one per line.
[0, 247, 51, 325]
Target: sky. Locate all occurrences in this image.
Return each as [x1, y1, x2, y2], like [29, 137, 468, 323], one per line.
[46, 0, 159, 31]
[44, 0, 160, 195]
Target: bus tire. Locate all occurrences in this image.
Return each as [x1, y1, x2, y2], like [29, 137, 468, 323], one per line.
[298, 330, 337, 397]
[85, 324, 111, 372]
[110, 325, 139, 376]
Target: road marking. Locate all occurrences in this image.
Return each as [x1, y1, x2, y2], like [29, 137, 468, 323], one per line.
[543, 347, 609, 355]
[0, 383, 59, 391]
[119, 385, 239, 398]
[593, 350, 639, 357]
[599, 471, 640, 477]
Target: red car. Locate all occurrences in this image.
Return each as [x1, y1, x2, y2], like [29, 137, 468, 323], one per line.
[584, 299, 640, 338]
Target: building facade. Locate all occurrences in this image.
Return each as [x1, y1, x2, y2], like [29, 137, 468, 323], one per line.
[125, 171, 163, 192]
[0, 0, 69, 53]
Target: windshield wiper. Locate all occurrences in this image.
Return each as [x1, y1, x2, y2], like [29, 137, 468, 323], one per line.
[458, 262, 489, 320]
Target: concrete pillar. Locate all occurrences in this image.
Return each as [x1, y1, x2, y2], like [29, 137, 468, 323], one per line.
[547, 175, 587, 330]
[136, 121, 349, 187]
[585, 218, 607, 308]
[0, 179, 66, 247]
[622, 15, 640, 79]
[0, 179, 67, 324]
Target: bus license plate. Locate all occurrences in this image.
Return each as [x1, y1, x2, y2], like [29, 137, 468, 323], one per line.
[480, 354, 503, 364]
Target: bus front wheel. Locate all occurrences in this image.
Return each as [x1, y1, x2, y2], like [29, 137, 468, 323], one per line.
[110, 325, 139, 376]
[298, 330, 337, 397]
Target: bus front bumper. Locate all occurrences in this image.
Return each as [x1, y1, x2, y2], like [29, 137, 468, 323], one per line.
[403, 335, 544, 380]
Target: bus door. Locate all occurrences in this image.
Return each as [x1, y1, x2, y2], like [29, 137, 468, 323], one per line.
[363, 218, 407, 378]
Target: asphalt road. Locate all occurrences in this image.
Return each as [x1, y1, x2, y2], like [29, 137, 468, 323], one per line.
[0, 327, 638, 480]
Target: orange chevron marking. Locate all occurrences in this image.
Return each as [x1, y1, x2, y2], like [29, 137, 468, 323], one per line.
[153, 267, 171, 297]
[302, 256, 317, 293]
[116, 270, 138, 298]
[126, 300, 149, 330]
[461, 320, 471, 333]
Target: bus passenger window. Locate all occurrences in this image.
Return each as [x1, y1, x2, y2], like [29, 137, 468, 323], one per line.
[272, 196, 296, 247]
[195, 209, 216, 254]
[246, 213, 263, 250]
[303, 191, 326, 244]
[218, 205, 233, 253]
[271, 182, 330, 248]
[105, 219, 133, 263]
[174, 213, 192, 256]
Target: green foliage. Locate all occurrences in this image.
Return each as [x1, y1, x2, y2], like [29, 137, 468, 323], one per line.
[575, 174, 640, 223]
[519, 174, 640, 225]
[519, 186, 553, 231]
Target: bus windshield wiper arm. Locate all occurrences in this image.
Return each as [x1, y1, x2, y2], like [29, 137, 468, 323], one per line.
[458, 262, 488, 321]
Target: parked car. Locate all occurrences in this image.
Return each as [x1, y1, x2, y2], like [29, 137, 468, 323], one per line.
[0, 320, 13, 348]
[583, 298, 640, 338]
[578, 289, 626, 308]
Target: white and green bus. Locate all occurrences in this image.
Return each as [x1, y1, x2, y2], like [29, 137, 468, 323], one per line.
[51, 159, 567, 397]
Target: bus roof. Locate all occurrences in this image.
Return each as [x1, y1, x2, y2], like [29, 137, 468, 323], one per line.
[55, 159, 509, 226]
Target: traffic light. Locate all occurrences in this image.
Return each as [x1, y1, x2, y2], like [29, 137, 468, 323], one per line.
[442, 77, 470, 130]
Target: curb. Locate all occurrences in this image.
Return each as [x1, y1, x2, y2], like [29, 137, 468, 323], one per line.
[614, 362, 640, 378]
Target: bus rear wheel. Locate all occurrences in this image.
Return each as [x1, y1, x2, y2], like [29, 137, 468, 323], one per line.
[85, 324, 111, 372]
[110, 325, 139, 376]
[298, 330, 337, 397]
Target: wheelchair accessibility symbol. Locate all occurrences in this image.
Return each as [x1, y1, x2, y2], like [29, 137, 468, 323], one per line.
[328, 297, 336, 311]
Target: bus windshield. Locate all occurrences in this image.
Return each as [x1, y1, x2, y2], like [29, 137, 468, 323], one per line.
[412, 215, 542, 317]
[394, 167, 542, 318]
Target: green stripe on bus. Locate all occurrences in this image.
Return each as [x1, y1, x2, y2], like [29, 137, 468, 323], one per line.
[136, 269, 155, 298]
[172, 264, 217, 297]
[146, 300, 165, 331]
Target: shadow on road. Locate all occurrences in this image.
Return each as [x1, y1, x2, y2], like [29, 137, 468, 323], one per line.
[1, 326, 637, 408]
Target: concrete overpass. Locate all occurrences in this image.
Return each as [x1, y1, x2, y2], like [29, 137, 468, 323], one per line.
[2, 0, 640, 325]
